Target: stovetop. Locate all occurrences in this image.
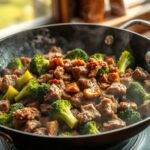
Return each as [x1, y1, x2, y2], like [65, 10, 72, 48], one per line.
[0, 126, 150, 150]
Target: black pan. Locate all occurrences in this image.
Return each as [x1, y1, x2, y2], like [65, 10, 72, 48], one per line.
[0, 19, 149, 149]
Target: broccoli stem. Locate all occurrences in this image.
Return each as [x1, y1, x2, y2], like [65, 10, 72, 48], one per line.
[16, 70, 33, 90]
[61, 110, 78, 129]
[2, 86, 19, 102]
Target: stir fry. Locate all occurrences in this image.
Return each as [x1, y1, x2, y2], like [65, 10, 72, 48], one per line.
[0, 46, 150, 136]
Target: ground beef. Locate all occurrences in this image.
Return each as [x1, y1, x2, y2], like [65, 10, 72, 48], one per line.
[20, 57, 31, 69]
[44, 84, 63, 101]
[53, 66, 64, 79]
[132, 67, 149, 81]
[0, 75, 18, 92]
[97, 97, 117, 117]
[101, 117, 126, 132]
[44, 46, 62, 59]
[13, 107, 40, 120]
[38, 74, 53, 84]
[46, 121, 59, 136]
[118, 102, 137, 111]
[83, 87, 101, 99]
[138, 101, 150, 118]
[40, 103, 50, 114]
[65, 82, 80, 93]
[106, 83, 126, 96]
[33, 127, 47, 135]
[0, 100, 10, 113]
[77, 104, 101, 124]
[72, 66, 89, 79]
[144, 80, 150, 91]
[24, 120, 41, 132]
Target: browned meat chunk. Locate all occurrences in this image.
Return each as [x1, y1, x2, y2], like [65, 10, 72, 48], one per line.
[120, 77, 133, 87]
[20, 57, 31, 69]
[77, 104, 101, 124]
[77, 78, 98, 90]
[70, 92, 83, 107]
[132, 67, 149, 81]
[106, 83, 126, 96]
[24, 120, 41, 132]
[108, 72, 120, 82]
[138, 100, 150, 118]
[72, 60, 85, 66]
[0, 75, 18, 92]
[53, 66, 64, 79]
[26, 101, 39, 108]
[38, 74, 53, 84]
[39, 116, 50, 127]
[46, 121, 59, 136]
[40, 103, 50, 114]
[13, 107, 40, 120]
[118, 102, 137, 111]
[44, 84, 63, 101]
[83, 87, 101, 99]
[101, 118, 126, 132]
[97, 97, 117, 117]
[2, 68, 13, 75]
[65, 82, 80, 93]
[71, 108, 80, 118]
[144, 80, 150, 91]
[0, 100, 10, 113]
[63, 59, 72, 73]
[33, 127, 46, 135]
[49, 57, 64, 69]
[72, 66, 88, 79]
[62, 91, 71, 100]
[63, 73, 71, 81]
[44, 46, 62, 59]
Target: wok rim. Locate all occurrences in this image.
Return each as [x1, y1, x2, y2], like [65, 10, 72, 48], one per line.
[0, 23, 149, 139]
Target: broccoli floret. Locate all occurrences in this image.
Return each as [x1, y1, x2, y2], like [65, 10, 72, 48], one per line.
[91, 53, 104, 61]
[59, 131, 72, 136]
[65, 49, 88, 62]
[2, 86, 19, 102]
[36, 83, 50, 101]
[0, 113, 12, 127]
[97, 67, 109, 76]
[117, 50, 135, 74]
[118, 108, 141, 125]
[15, 79, 39, 101]
[51, 100, 78, 129]
[30, 55, 49, 76]
[16, 70, 33, 90]
[126, 82, 150, 104]
[7, 58, 24, 71]
[10, 103, 24, 112]
[79, 121, 100, 135]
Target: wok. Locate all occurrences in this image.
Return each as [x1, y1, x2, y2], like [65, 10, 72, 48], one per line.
[0, 19, 149, 149]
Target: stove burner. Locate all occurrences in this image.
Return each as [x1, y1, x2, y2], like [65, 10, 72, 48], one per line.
[0, 127, 149, 150]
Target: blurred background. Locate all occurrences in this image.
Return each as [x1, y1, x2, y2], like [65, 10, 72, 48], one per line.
[0, 0, 149, 38]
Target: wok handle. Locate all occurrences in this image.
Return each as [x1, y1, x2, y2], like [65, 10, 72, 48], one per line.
[120, 19, 150, 29]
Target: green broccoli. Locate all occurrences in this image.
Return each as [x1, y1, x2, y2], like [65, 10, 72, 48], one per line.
[97, 67, 109, 76]
[126, 82, 150, 104]
[51, 100, 78, 129]
[118, 108, 141, 125]
[7, 58, 24, 71]
[30, 55, 49, 76]
[65, 49, 88, 62]
[59, 131, 72, 136]
[10, 103, 24, 112]
[36, 83, 50, 101]
[15, 79, 39, 101]
[79, 121, 100, 135]
[117, 50, 135, 74]
[0, 113, 12, 127]
[16, 70, 33, 90]
[2, 86, 19, 102]
[91, 53, 104, 61]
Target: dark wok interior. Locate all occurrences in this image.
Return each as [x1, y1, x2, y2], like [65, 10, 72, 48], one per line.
[0, 24, 150, 149]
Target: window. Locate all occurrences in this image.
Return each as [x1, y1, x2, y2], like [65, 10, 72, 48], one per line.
[0, 0, 52, 29]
